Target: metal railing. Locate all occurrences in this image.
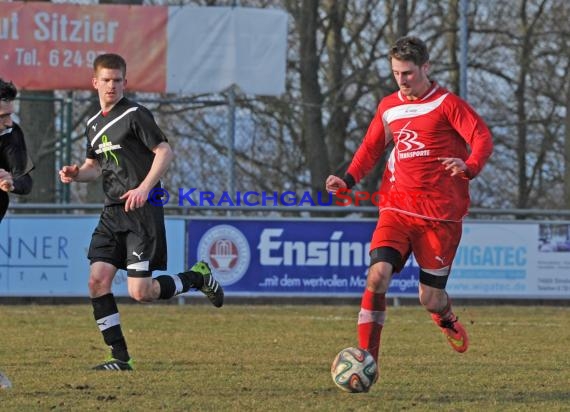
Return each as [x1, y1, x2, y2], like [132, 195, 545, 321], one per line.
[8, 203, 570, 220]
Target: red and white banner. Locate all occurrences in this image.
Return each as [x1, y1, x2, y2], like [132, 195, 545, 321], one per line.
[0, 3, 287, 95]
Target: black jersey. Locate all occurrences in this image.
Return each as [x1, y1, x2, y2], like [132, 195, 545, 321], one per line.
[0, 122, 34, 220]
[0, 122, 34, 192]
[85, 97, 168, 205]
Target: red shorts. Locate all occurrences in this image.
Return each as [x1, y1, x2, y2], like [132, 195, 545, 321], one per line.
[370, 210, 462, 272]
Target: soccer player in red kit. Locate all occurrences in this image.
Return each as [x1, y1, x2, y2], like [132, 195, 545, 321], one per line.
[326, 36, 493, 383]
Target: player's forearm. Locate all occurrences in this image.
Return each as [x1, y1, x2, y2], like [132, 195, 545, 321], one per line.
[138, 143, 173, 192]
[11, 173, 32, 195]
[464, 130, 494, 179]
[75, 162, 102, 182]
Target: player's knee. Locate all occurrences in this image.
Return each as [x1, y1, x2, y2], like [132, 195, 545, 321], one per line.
[88, 263, 116, 295]
[128, 283, 156, 303]
[88, 276, 110, 296]
[129, 290, 153, 303]
[127, 274, 157, 302]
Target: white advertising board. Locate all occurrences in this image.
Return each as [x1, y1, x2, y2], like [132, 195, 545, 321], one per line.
[447, 221, 570, 298]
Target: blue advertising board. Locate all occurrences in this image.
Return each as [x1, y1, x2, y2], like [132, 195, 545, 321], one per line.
[187, 218, 420, 296]
[4, 216, 562, 299]
[0, 216, 186, 297]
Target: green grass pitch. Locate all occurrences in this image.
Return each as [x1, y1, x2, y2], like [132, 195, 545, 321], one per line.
[0, 303, 569, 411]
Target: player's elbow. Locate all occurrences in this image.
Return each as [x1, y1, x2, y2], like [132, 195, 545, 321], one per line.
[154, 142, 174, 162]
[163, 144, 175, 164]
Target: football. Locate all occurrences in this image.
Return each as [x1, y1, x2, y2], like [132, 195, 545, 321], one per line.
[331, 347, 378, 393]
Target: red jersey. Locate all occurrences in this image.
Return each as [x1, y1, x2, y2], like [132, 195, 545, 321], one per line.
[346, 83, 493, 222]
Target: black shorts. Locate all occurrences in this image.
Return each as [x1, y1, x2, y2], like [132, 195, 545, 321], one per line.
[88, 203, 167, 277]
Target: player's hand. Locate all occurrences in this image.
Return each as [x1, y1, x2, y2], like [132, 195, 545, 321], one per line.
[59, 165, 80, 183]
[325, 175, 347, 194]
[120, 187, 149, 212]
[0, 169, 14, 192]
[439, 157, 467, 177]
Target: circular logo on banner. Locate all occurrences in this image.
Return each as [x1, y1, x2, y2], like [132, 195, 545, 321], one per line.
[197, 224, 250, 286]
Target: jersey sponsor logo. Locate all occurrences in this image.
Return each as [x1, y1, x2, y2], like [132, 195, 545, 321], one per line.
[394, 121, 430, 160]
[95, 134, 121, 165]
[197, 225, 250, 286]
[395, 120, 425, 152]
[384, 93, 449, 161]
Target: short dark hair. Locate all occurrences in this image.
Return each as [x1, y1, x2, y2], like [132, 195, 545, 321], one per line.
[388, 36, 430, 66]
[93, 53, 127, 77]
[0, 78, 18, 101]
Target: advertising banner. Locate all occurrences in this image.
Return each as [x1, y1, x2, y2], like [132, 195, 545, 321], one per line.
[0, 3, 287, 95]
[0, 2, 167, 92]
[447, 221, 570, 298]
[0, 216, 185, 297]
[187, 218, 570, 299]
[2, 216, 569, 299]
[187, 219, 420, 297]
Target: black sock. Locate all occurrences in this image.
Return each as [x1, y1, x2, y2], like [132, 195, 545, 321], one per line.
[180, 270, 204, 290]
[92, 293, 130, 362]
[155, 271, 204, 300]
[155, 275, 177, 299]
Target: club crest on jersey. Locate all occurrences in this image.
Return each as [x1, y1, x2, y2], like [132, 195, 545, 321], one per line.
[95, 134, 122, 165]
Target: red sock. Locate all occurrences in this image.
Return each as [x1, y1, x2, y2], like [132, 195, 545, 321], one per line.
[357, 289, 386, 362]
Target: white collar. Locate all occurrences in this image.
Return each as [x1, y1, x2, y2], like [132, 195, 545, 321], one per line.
[0, 127, 13, 137]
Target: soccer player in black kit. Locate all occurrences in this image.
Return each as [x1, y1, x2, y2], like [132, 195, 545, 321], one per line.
[59, 53, 224, 371]
[0, 78, 34, 221]
[0, 78, 34, 388]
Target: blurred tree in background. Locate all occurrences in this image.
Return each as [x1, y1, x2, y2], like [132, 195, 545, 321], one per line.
[22, 0, 570, 213]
